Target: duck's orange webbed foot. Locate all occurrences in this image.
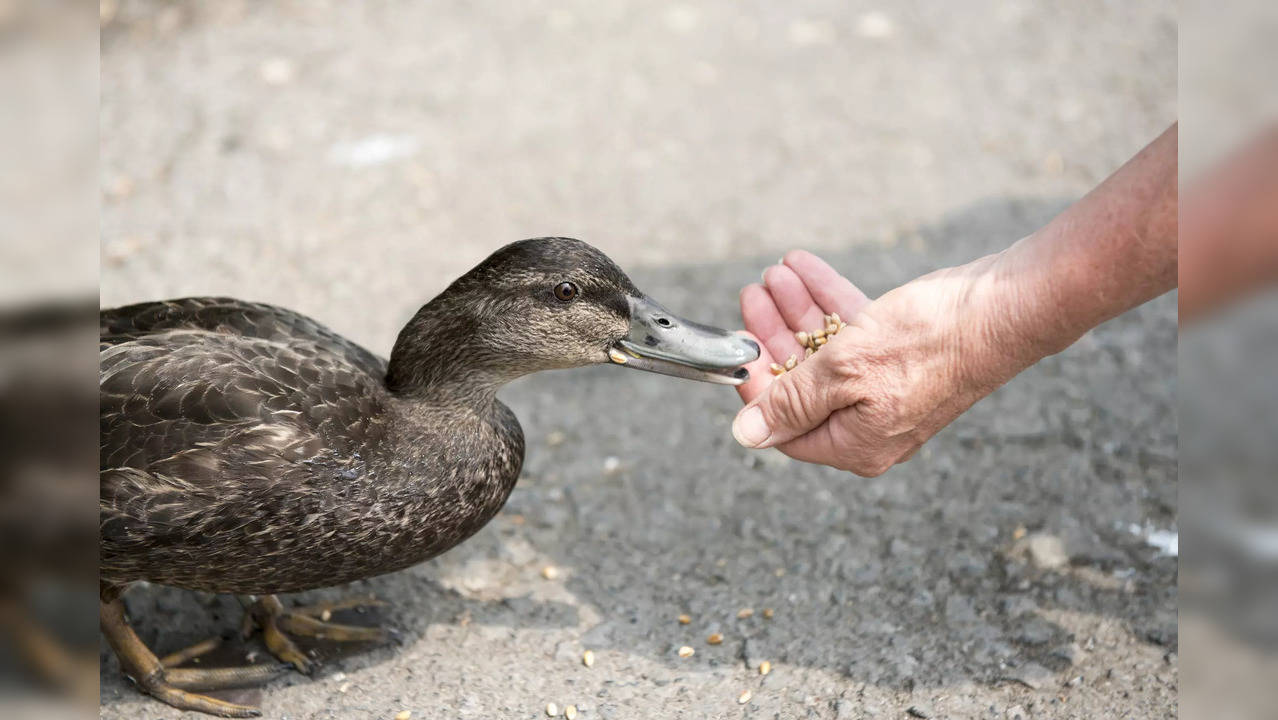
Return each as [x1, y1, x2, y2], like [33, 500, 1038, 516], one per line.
[101, 598, 288, 718]
[241, 594, 388, 674]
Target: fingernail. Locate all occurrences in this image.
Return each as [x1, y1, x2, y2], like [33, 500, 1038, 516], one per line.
[732, 406, 771, 448]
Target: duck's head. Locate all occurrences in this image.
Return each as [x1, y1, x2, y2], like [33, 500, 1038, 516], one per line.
[387, 237, 759, 395]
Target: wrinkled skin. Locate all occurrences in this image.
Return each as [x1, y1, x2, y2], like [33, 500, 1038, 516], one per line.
[731, 126, 1178, 477]
[731, 250, 1049, 477]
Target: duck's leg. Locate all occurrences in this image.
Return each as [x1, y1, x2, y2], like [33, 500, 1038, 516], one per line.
[100, 597, 287, 718]
[159, 635, 224, 668]
[241, 594, 388, 674]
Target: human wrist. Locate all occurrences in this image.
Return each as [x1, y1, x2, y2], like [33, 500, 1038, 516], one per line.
[958, 243, 1075, 388]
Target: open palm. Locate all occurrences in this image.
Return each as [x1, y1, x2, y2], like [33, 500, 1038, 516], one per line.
[733, 250, 1018, 475]
[734, 250, 884, 470]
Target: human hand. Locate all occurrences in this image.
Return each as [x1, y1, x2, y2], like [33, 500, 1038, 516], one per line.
[733, 250, 1052, 476]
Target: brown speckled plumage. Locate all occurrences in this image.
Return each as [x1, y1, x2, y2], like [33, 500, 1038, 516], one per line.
[99, 238, 638, 598]
[97, 237, 760, 717]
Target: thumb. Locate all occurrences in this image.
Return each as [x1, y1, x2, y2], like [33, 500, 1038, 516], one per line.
[731, 345, 853, 449]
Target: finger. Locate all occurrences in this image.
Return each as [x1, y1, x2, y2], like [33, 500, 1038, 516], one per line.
[782, 250, 872, 319]
[731, 344, 852, 449]
[734, 331, 776, 405]
[740, 283, 803, 361]
[762, 264, 827, 331]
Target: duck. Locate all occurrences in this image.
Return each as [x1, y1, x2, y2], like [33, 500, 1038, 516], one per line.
[99, 237, 758, 717]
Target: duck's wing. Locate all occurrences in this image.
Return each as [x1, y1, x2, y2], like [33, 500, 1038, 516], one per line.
[99, 328, 387, 474]
[99, 326, 393, 585]
[100, 297, 385, 377]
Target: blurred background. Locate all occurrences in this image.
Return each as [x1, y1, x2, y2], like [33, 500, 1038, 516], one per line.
[1180, 1, 1278, 719]
[8, 0, 1272, 718]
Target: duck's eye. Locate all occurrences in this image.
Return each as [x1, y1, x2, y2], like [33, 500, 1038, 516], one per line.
[554, 281, 578, 302]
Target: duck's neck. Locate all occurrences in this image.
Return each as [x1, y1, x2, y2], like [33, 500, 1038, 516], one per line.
[384, 302, 524, 406]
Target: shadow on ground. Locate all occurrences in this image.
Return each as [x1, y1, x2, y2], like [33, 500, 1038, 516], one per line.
[99, 574, 580, 709]
[499, 195, 1177, 690]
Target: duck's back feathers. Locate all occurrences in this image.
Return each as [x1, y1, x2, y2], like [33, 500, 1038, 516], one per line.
[100, 297, 385, 376]
[100, 298, 390, 472]
[99, 328, 389, 472]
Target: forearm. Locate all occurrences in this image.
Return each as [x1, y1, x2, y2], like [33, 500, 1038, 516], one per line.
[989, 124, 1179, 357]
[733, 125, 1182, 473]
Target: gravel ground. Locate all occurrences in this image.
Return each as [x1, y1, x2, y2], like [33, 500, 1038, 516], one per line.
[100, 2, 1177, 718]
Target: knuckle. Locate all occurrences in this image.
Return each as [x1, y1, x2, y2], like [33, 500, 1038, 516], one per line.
[765, 374, 815, 429]
[857, 382, 918, 437]
[817, 353, 862, 407]
[823, 344, 861, 383]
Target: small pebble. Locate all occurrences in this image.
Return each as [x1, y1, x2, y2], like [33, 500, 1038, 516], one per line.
[707, 633, 723, 645]
[546, 702, 559, 717]
[338, 682, 351, 693]
[738, 690, 752, 704]
[677, 646, 695, 658]
[541, 565, 560, 580]
[737, 608, 754, 619]
[564, 705, 578, 720]
[759, 660, 772, 675]
[677, 614, 692, 625]
[395, 711, 412, 720]
[320, 609, 332, 621]
[1026, 533, 1069, 569]
[582, 650, 595, 667]
[763, 608, 774, 619]
[546, 430, 566, 446]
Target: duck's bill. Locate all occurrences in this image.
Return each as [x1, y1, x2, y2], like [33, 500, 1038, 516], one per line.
[608, 295, 760, 386]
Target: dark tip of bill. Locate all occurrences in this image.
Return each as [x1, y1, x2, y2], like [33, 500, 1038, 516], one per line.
[743, 338, 760, 354]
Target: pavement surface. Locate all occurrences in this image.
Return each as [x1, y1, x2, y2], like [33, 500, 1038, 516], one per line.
[99, 2, 1177, 718]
